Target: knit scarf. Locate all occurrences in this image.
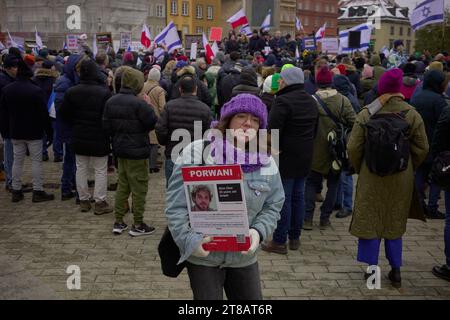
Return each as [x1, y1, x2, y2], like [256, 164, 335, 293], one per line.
[209, 137, 271, 173]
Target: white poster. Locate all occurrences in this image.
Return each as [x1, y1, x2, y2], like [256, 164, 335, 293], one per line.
[190, 42, 198, 61]
[120, 32, 132, 49]
[321, 38, 339, 53]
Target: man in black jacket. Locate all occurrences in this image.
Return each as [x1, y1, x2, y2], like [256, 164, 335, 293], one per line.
[61, 59, 113, 215]
[103, 67, 157, 237]
[0, 59, 54, 203]
[431, 105, 450, 281]
[156, 75, 213, 184]
[262, 66, 318, 254]
[410, 70, 448, 219]
[0, 54, 19, 191]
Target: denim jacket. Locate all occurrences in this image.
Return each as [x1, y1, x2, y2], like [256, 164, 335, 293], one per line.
[165, 140, 285, 268]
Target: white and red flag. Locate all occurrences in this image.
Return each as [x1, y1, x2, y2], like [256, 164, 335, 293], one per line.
[141, 23, 152, 48]
[202, 33, 215, 64]
[227, 9, 249, 29]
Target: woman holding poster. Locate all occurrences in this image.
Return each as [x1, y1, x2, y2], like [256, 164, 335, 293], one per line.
[165, 94, 285, 300]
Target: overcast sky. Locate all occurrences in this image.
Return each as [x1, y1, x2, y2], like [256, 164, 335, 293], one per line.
[396, 0, 450, 10]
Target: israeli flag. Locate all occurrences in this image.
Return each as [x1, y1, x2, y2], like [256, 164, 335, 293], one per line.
[260, 10, 271, 32]
[411, 0, 444, 31]
[154, 21, 182, 54]
[338, 23, 373, 54]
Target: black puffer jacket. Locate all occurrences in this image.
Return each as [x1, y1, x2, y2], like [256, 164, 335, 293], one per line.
[432, 105, 450, 157]
[0, 69, 16, 138]
[0, 78, 49, 140]
[103, 68, 157, 160]
[156, 94, 213, 159]
[60, 60, 112, 157]
[268, 83, 319, 178]
[410, 70, 448, 148]
[32, 68, 59, 102]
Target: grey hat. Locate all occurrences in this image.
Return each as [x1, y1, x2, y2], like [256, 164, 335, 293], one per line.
[280, 66, 304, 86]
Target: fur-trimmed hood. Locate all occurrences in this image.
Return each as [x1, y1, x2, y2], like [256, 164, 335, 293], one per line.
[34, 68, 60, 79]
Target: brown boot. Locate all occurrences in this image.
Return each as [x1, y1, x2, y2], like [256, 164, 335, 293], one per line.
[261, 240, 287, 255]
[94, 201, 113, 215]
[0, 171, 5, 182]
[80, 200, 91, 212]
[289, 239, 300, 250]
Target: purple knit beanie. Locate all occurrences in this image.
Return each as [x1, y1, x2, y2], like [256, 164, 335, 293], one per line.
[220, 93, 268, 129]
[378, 68, 404, 95]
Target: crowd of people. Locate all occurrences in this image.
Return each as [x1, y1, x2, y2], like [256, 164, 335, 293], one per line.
[1, 28, 450, 299]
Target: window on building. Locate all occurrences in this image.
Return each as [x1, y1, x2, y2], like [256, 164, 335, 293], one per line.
[304, 1, 310, 10]
[196, 5, 203, 19]
[182, 25, 189, 36]
[148, 4, 154, 17]
[182, 1, 189, 16]
[156, 4, 165, 17]
[304, 17, 309, 26]
[314, 18, 319, 27]
[207, 6, 213, 20]
[17, 15, 23, 31]
[390, 26, 394, 35]
[407, 27, 411, 36]
[406, 40, 411, 54]
[389, 39, 394, 48]
[399, 27, 403, 36]
[171, 0, 177, 15]
[298, 2, 303, 10]
[315, 3, 321, 12]
[196, 26, 203, 34]
[207, 27, 211, 37]
[325, 4, 329, 12]
[330, 5, 335, 13]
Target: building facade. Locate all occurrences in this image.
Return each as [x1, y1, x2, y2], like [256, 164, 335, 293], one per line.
[0, 0, 167, 50]
[167, 0, 221, 39]
[338, 0, 415, 53]
[297, 0, 339, 37]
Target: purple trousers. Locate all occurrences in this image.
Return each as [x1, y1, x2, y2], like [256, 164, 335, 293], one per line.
[357, 238, 402, 268]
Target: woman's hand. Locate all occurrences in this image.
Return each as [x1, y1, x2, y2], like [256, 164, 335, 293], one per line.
[192, 236, 213, 258]
[241, 229, 260, 255]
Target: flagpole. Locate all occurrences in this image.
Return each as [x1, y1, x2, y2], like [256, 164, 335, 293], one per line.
[442, 1, 446, 50]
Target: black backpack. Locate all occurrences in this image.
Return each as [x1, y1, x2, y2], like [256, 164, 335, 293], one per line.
[313, 94, 350, 174]
[364, 111, 410, 177]
[430, 151, 450, 191]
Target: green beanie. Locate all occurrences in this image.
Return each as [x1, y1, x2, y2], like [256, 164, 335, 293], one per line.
[281, 64, 295, 72]
[271, 73, 281, 92]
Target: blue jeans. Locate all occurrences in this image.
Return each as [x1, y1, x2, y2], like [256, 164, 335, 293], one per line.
[164, 158, 175, 188]
[357, 238, 403, 268]
[445, 192, 450, 266]
[305, 171, 340, 223]
[3, 138, 13, 188]
[335, 171, 353, 211]
[272, 178, 306, 244]
[52, 121, 63, 158]
[415, 163, 441, 211]
[61, 143, 76, 194]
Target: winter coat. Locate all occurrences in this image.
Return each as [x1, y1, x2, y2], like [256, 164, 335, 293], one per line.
[60, 60, 112, 157]
[269, 83, 319, 178]
[0, 78, 49, 140]
[169, 67, 212, 107]
[333, 75, 360, 113]
[249, 36, 265, 55]
[348, 96, 429, 239]
[219, 68, 241, 108]
[103, 69, 157, 160]
[432, 105, 450, 157]
[142, 79, 166, 145]
[410, 70, 448, 151]
[32, 68, 59, 103]
[205, 65, 221, 109]
[0, 69, 16, 138]
[225, 40, 239, 54]
[166, 140, 285, 267]
[155, 94, 213, 159]
[260, 92, 274, 112]
[369, 55, 386, 82]
[311, 89, 356, 175]
[54, 54, 82, 143]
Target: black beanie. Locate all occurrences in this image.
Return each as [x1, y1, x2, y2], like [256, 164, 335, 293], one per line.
[17, 58, 34, 78]
[240, 66, 258, 87]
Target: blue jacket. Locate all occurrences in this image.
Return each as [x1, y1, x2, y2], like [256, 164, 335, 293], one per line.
[332, 75, 360, 113]
[54, 55, 82, 143]
[165, 140, 285, 268]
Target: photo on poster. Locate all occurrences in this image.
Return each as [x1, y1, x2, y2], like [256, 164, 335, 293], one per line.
[188, 184, 218, 212]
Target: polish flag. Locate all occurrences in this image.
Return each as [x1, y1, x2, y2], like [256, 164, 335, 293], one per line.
[202, 33, 215, 64]
[141, 23, 152, 48]
[315, 23, 327, 42]
[227, 9, 249, 29]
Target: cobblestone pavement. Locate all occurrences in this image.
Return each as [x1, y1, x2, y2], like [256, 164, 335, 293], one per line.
[0, 156, 449, 300]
